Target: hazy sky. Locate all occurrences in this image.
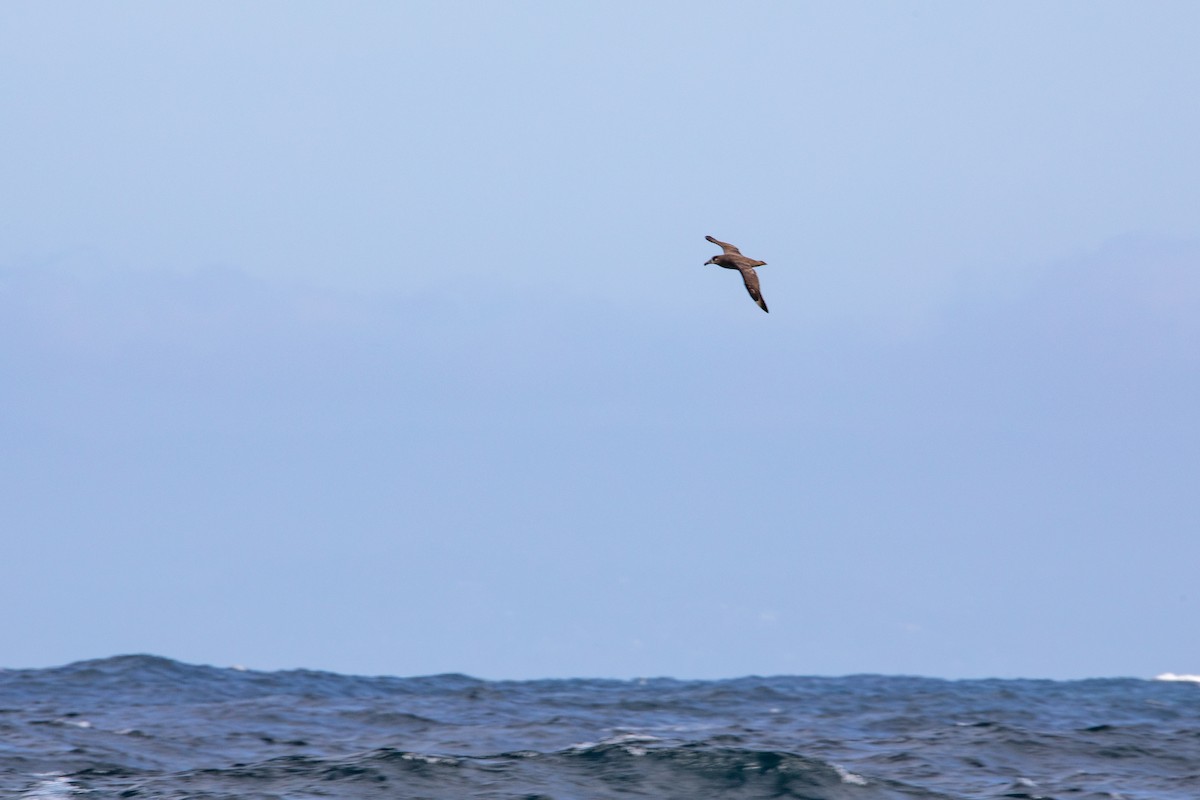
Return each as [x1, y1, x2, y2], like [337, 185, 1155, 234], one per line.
[3, 2, 1198, 680]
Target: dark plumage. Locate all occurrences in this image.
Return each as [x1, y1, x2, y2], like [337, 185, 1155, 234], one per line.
[704, 235, 769, 313]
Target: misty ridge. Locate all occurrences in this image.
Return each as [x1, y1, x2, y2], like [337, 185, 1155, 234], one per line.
[4, 233, 1196, 386]
[2, 235, 1196, 499]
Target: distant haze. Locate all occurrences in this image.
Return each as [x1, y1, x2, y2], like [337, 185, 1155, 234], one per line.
[2, 2, 1197, 679]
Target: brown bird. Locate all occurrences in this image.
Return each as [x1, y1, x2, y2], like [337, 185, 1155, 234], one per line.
[704, 235, 769, 313]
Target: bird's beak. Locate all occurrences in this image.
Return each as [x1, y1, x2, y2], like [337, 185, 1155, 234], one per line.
[703, 258, 714, 265]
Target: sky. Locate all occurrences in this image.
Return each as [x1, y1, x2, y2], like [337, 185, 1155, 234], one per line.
[2, 1, 1198, 681]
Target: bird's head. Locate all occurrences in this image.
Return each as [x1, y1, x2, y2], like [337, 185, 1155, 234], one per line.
[703, 256, 717, 266]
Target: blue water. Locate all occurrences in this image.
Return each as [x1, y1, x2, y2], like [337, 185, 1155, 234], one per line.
[1, 656, 1196, 799]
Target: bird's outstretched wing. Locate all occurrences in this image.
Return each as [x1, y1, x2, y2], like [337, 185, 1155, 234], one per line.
[706, 235, 743, 256]
[740, 268, 769, 313]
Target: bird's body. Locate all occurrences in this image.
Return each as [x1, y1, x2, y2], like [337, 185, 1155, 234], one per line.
[704, 235, 768, 312]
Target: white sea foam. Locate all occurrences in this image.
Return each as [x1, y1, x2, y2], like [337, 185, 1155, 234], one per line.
[613, 733, 658, 754]
[399, 753, 458, 766]
[21, 775, 79, 798]
[606, 733, 661, 743]
[568, 733, 660, 756]
[1154, 673, 1200, 683]
[833, 764, 869, 786]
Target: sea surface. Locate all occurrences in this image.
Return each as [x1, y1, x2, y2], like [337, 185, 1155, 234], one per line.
[1, 656, 1196, 799]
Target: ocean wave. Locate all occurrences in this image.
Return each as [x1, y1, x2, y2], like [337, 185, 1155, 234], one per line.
[86, 744, 953, 800]
[5, 656, 1198, 800]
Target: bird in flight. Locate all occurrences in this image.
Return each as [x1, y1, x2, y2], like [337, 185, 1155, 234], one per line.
[704, 235, 769, 313]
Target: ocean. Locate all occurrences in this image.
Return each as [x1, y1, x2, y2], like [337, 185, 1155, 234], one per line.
[1, 656, 1195, 799]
